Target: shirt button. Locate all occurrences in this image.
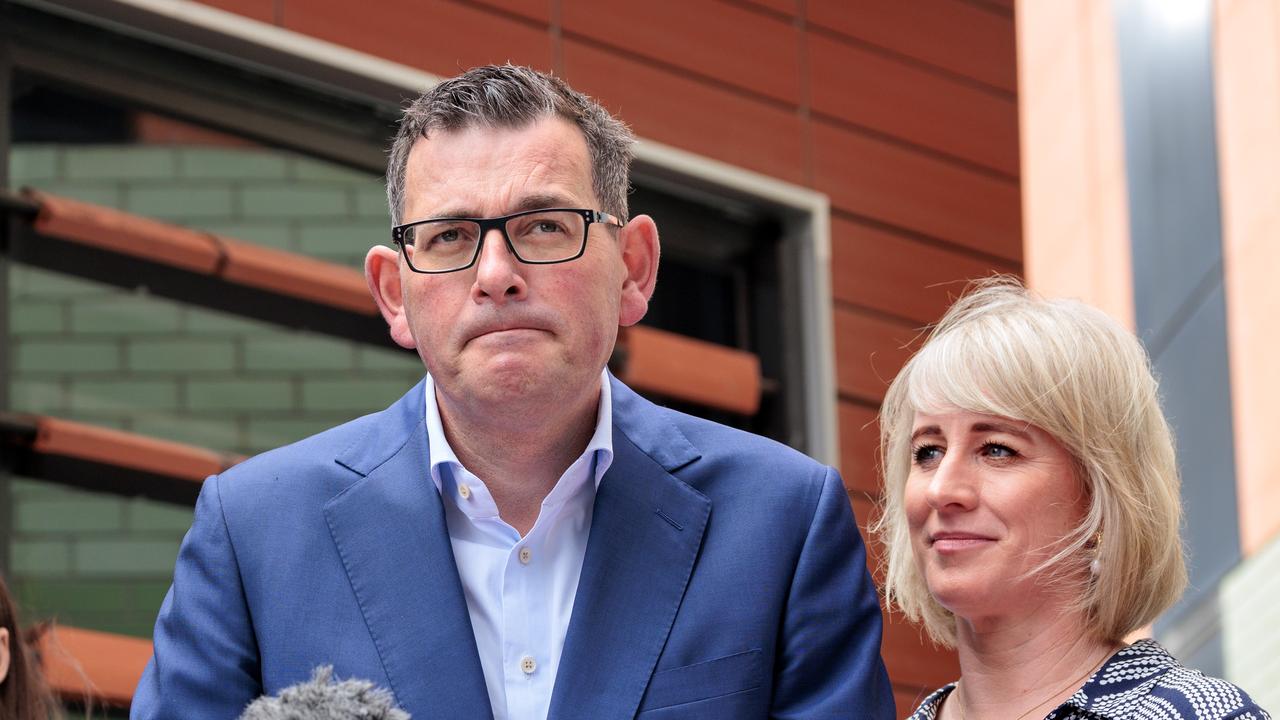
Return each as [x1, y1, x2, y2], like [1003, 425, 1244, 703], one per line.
[520, 655, 537, 674]
[458, 483, 471, 500]
[519, 547, 532, 565]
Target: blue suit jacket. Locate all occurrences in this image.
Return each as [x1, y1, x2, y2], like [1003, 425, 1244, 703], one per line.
[132, 376, 893, 719]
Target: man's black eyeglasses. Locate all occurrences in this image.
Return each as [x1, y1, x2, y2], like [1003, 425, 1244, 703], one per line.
[391, 208, 624, 274]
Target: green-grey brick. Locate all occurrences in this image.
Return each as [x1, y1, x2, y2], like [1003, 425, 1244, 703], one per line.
[302, 378, 411, 411]
[354, 187, 389, 218]
[187, 378, 292, 411]
[15, 339, 120, 373]
[183, 307, 276, 335]
[70, 295, 182, 334]
[131, 579, 174, 611]
[357, 345, 424, 371]
[66, 146, 176, 180]
[289, 156, 378, 183]
[10, 540, 71, 576]
[131, 415, 240, 454]
[17, 578, 133, 614]
[125, 498, 194, 533]
[126, 185, 234, 220]
[244, 335, 354, 371]
[11, 300, 66, 333]
[16, 497, 125, 533]
[11, 378, 67, 413]
[240, 184, 349, 218]
[10, 478, 73, 501]
[10, 266, 108, 298]
[74, 538, 181, 575]
[9, 145, 60, 183]
[297, 220, 384, 255]
[201, 220, 294, 250]
[179, 147, 288, 180]
[126, 338, 236, 372]
[22, 181, 122, 208]
[71, 379, 179, 412]
[246, 417, 345, 451]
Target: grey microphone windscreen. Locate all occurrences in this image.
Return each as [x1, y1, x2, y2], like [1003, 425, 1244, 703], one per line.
[238, 666, 411, 720]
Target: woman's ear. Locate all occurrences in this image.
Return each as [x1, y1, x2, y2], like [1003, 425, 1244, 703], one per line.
[617, 214, 660, 327]
[365, 245, 416, 350]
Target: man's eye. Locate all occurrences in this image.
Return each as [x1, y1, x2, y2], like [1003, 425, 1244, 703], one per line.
[533, 220, 567, 234]
[912, 444, 943, 465]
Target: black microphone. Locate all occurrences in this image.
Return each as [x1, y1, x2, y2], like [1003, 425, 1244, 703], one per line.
[238, 666, 411, 720]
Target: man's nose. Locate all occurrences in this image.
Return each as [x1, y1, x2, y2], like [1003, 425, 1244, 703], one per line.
[471, 228, 527, 304]
[926, 455, 979, 511]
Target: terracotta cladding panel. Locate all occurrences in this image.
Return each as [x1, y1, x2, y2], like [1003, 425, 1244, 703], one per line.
[562, 40, 806, 184]
[475, 0, 552, 23]
[744, 0, 798, 15]
[839, 400, 881, 497]
[807, 0, 1016, 93]
[883, 609, 960, 694]
[812, 120, 1021, 260]
[280, 0, 553, 75]
[197, 0, 276, 23]
[834, 307, 920, 403]
[830, 216, 1019, 323]
[562, 0, 802, 105]
[809, 32, 1019, 176]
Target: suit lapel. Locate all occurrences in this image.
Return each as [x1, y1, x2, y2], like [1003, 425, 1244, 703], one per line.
[323, 412, 492, 719]
[549, 379, 710, 720]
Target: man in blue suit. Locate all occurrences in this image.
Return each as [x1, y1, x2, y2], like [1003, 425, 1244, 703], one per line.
[132, 65, 893, 719]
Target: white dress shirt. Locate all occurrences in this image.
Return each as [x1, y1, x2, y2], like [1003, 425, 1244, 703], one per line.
[424, 372, 614, 720]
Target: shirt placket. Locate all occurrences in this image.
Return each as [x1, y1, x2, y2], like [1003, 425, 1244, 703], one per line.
[503, 522, 551, 718]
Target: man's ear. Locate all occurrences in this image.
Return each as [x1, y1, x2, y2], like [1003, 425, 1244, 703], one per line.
[618, 214, 660, 327]
[0, 627, 10, 684]
[365, 245, 416, 350]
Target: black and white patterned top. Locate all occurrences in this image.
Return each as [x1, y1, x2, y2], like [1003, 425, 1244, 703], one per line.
[906, 639, 1270, 720]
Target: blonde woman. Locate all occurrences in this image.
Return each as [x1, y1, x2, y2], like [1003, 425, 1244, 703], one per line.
[876, 278, 1269, 720]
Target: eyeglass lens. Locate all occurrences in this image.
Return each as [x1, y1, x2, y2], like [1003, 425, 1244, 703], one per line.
[403, 210, 586, 271]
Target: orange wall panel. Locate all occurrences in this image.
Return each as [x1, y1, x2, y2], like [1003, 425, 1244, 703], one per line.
[812, 121, 1021, 260]
[562, 0, 802, 106]
[478, 0, 552, 24]
[830, 216, 1017, 324]
[834, 307, 919, 403]
[1214, 0, 1280, 554]
[809, 32, 1019, 176]
[562, 40, 807, 184]
[882, 609, 959, 697]
[807, 0, 1017, 93]
[279, 0, 553, 75]
[839, 400, 881, 497]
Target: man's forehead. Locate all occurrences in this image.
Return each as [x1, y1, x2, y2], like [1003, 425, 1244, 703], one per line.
[402, 117, 594, 218]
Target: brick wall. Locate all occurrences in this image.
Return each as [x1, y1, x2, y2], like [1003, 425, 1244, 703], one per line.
[7, 143, 424, 636]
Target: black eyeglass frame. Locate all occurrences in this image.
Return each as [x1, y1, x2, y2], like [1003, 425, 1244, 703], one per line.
[390, 207, 625, 274]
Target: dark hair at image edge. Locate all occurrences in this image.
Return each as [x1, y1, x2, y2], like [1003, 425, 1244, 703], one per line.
[1, 575, 55, 719]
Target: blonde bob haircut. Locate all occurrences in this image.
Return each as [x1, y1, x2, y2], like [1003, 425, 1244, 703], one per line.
[874, 276, 1187, 647]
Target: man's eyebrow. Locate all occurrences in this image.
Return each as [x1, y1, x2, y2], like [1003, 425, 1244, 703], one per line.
[509, 193, 580, 213]
[425, 193, 582, 221]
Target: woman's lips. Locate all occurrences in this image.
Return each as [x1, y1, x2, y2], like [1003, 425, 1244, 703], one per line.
[929, 533, 996, 552]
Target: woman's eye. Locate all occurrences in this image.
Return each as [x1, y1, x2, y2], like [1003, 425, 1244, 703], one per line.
[981, 442, 1018, 459]
[912, 444, 943, 465]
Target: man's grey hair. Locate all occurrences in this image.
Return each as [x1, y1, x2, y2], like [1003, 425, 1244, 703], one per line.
[386, 64, 635, 225]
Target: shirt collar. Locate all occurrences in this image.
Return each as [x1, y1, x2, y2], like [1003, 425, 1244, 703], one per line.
[423, 370, 614, 494]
